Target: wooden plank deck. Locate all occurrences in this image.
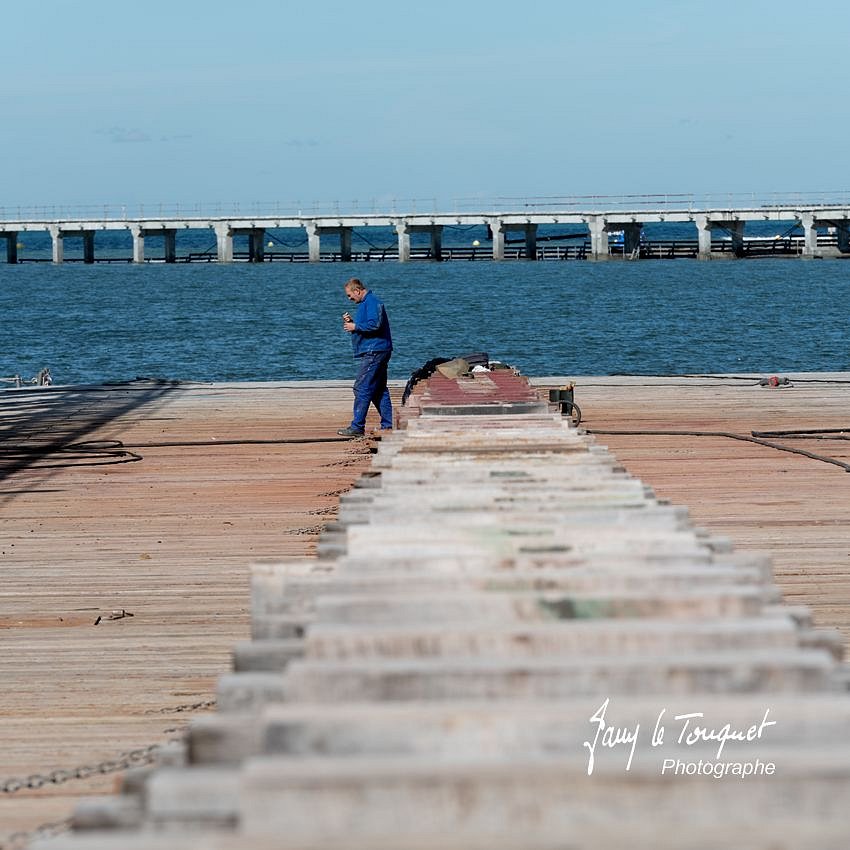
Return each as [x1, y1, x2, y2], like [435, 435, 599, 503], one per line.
[0, 381, 374, 842]
[2, 373, 849, 843]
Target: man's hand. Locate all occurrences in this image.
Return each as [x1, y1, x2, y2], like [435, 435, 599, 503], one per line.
[343, 320, 356, 333]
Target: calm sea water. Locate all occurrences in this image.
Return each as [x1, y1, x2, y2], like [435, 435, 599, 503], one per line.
[1, 256, 848, 385]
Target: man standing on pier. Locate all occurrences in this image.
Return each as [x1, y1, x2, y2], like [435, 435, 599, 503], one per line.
[337, 277, 394, 437]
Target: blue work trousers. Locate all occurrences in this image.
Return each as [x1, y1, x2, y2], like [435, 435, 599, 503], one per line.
[350, 350, 393, 432]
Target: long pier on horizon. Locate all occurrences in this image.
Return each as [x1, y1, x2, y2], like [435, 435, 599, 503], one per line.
[2, 201, 850, 264]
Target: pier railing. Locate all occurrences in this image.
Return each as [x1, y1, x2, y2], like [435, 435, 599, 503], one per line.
[4, 191, 850, 222]
[454, 191, 850, 213]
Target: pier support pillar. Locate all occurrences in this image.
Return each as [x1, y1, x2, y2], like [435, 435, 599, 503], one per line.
[214, 223, 233, 263]
[836, 220, 850, 254]
[339, 227, 352, 262]
[728, 220, 745, 257]
[247, 229, 265, 263]
[130, 226, 144, 263]
[430, 225, 443, 261]
[163, 230, 177, 263]
[490, 219, 505, 261]
[800, 213, 819, 258]
[4, 233, 18, 264]
[395, 223, 411, 263]
[623, 223, 642, 258]
[402, 224, 443, 261]
[695, 216, 713, 260]
[524, 224, 538, 260]
[588, 216, 610, 261]
[49, 226, 64, 264]
[305, 222, 320, 262]
[82, 231, 95, 264]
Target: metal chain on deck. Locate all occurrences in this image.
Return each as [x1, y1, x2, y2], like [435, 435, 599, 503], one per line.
[0, 744, 159, 796]
[0, 817, 73, 850]
[144, 698, 217, 715]
[0, 745, 164, 849]
[0, 715, 208, 845]
[1, 702, 213, 796]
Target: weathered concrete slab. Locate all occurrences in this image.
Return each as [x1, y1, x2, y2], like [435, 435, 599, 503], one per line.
[253, 567, 770, 612]
[342, 525, 714, 562]
[232, 639, 304, 672]
[145, 767, 240, 827]
[304, 617, 801, 660]
[328, 550, 770, 576]
[188, 689, 850, 770]
[189, 715, 266, 766]
[311, 587, 766, 626]
[239, 752, 850, 843]
[31, 827, 850, 850]
[338, 503, 689, 527]
[250, 562, 774, 617]
[251, 561, 333, 614]
[282, 649, 836, 702]
[216, 673, 287, 713]
[250, 614, 310, 640]
[71, 795, 143, 831]
[216, 694, 850, 762]
[368, 461, 630, 483]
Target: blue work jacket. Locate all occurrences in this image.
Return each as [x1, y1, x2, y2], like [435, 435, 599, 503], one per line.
[351, 290, 393, 356]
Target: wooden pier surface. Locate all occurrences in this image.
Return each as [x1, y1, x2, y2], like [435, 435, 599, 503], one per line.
[1, 374, 849, 842]
[0, 381, 371, 842]
[571, 374, 850, 645]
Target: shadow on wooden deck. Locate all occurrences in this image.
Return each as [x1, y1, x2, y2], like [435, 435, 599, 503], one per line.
[0, 379, 181, 487]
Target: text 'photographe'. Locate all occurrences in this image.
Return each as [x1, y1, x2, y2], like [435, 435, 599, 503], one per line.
[583, 698, 778, 779]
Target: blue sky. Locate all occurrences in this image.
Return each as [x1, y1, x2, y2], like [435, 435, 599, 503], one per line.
[2, 0, 846, 210]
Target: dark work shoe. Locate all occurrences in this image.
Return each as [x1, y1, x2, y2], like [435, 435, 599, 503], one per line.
[337, 427, 365, 438]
